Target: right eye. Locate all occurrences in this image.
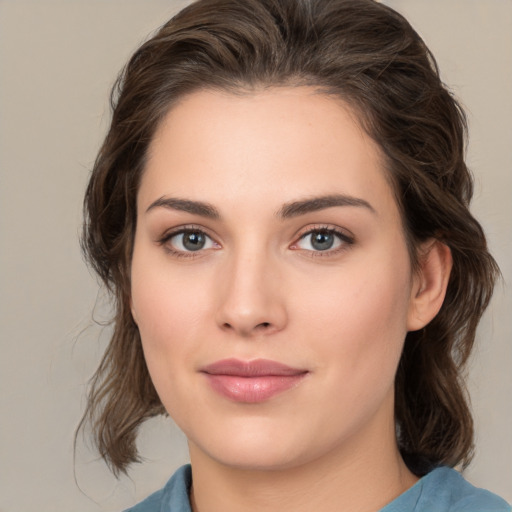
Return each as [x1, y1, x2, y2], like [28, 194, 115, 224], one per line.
[161, 228, 218, 255]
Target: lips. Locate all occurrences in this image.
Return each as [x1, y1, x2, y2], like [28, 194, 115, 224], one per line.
[201, 358, 308, 403]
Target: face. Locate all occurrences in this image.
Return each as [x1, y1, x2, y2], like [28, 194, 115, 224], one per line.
[131, 87, 420, 471]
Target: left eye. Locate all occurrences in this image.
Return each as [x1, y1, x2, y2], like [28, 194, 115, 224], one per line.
[295, 229, 347, 252]
[168, 230, 216, 252]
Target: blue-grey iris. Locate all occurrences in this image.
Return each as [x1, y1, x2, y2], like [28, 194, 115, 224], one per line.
[183, 232, 206, 251]
[311, 231, 334, 251]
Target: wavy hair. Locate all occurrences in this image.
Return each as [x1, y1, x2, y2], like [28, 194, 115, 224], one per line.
[80, 0, 499, 475]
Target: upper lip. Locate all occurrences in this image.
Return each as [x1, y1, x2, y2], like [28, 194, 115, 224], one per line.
[201, 358, 308, 377]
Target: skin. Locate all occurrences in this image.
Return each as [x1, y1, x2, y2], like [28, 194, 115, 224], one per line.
[130, 87, 452, 512]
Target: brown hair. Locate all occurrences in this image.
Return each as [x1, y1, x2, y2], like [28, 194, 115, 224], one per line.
[80, 0, 499, 476]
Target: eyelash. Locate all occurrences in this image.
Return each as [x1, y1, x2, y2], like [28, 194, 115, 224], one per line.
[157, 225, 219, 259]
[157, 224, 354, 259]
[291, 225, 355, 258]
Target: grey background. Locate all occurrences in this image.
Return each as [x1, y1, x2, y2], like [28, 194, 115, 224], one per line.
[0, 1, 510, 510]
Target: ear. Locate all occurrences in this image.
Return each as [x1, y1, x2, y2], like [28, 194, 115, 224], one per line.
[407, 240, 452, 332]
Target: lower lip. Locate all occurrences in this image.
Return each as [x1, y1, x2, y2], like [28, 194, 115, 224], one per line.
[204, 374, 307, 403]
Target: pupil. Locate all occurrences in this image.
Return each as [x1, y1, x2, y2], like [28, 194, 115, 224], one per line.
[183, 232, 205, 251]
[312, 231, 334, 251]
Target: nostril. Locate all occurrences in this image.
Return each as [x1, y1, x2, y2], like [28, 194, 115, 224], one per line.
[220, 320, 277, 334]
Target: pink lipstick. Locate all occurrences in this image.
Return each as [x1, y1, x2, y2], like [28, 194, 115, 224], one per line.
[201, 358, 308, 403]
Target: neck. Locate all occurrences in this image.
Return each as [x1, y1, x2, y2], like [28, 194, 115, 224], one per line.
[188, 407, 418, 512]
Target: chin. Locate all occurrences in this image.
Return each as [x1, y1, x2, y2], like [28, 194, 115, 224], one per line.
[204, 444, 307, 472]
[186, 415, 327, 472]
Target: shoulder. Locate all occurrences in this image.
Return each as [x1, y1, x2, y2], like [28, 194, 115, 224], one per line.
[123, 489, 164, 512]
[123, 465, 192, 512]
[429, 467, 512, 512]
[382, 466, 511, 512]
[424, 467, 510, 512]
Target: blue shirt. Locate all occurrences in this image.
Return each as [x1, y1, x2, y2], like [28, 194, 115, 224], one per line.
[125, 464, 510, 511]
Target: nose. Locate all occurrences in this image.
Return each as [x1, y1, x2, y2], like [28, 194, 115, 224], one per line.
[215, 249, 288, 337]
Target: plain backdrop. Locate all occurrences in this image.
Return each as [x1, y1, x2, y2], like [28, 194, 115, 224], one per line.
[0, 1, 510, 510]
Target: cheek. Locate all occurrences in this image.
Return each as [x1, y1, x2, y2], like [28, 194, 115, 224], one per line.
[130, 243, 209, 396]
[131, 226, 210, 337]
[297, 247, 412, 383]
[303, 251, 410, 326]
[131, 277, 206, 424]
[132, 278, 206, 362]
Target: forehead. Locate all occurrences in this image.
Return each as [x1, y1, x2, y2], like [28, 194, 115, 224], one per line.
[140, 87, 396, 219]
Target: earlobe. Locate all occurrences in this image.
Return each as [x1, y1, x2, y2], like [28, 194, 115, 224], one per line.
[407, 240, 453, 332]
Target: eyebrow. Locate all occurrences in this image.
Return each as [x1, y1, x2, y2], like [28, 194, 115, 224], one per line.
[277, 194, 376, 218]
[146, 196, 220, 219]
[145, 193, 375, 219]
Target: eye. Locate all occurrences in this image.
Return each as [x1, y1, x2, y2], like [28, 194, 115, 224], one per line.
[293, 228, 353, 253]
[160, 228, 218, 255]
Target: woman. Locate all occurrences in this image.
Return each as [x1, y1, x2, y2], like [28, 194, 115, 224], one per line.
[80, 0, 510, 510]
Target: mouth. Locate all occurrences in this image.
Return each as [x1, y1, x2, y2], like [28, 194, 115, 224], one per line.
[200, 358, 309, 403]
